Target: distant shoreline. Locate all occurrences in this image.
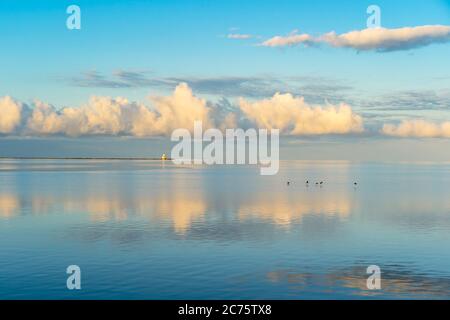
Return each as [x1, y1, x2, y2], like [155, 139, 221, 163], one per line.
[0, 157, 171, 161]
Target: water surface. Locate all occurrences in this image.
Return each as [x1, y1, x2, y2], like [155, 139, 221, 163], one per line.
[1, 159, 450, 299]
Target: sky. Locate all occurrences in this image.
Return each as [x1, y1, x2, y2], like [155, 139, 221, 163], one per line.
[1, 0, 450, 160]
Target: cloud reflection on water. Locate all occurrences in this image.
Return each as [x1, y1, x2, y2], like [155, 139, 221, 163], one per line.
[267, 265, 450, 299]
[2, 160, 450, 299]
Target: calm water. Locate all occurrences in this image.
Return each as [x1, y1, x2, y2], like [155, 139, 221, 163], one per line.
[0, 159, 450, 299]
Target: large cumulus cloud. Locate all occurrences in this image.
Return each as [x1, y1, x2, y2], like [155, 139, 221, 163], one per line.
[382, 120, 450, 138]
[19, 83, 213, 137]
[0, 96, 22, 134]
[238, 93, 364, 135]
[0, 83, 365, 137]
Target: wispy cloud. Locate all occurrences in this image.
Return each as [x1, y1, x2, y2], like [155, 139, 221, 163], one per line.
[261, 25, 450, 52]
[227, 33, 253, 39]
[70, 70, 158, 88]
[261, 30, 315, 47]
[362, 89, 450, 111]
[69, 71, 353, 104]
[225, 27, 254, 40]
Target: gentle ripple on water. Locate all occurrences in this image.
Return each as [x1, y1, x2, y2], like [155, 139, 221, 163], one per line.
[0, 160, 450, 299]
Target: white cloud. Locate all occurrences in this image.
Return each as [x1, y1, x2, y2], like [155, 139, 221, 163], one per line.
[133, 82, 213, 136]
[1, 84, 366, 137]
[25, 83, 213, 137]
[227, 33, 252, 39]
[0, 96, 22, 134]
[261, 30, 314, 47]
[321, 25, 450, 51]
[382, 120, 450, 138]
[261, 25, 450, 52]
[26, 98, 136, 136]
[238, 92, 364, 135]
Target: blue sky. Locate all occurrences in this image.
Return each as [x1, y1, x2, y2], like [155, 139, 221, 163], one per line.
[1, 0, 450, 159]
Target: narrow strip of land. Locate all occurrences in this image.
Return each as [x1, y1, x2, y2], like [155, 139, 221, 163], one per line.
[0, 157, 170, 160]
